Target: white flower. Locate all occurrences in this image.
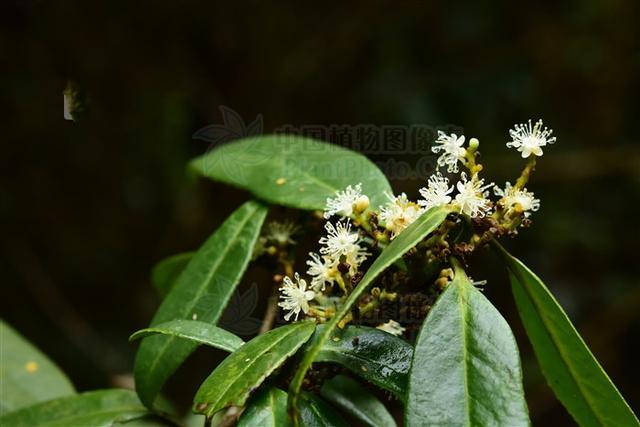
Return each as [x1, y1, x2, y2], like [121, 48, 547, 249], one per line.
[432, 131, 467, 173]
[507, 119, 556, 158]
[376, 319, 406, 336]
[306, 252, 337, 291]
[278, 273, 315, 321]
[418, 172, 454, 210]
[264, 221, 299, 246]
[494, 182, 540, 218]
[454, 172, 493, 218]
[343, 244, 369, 274]
[324, 183, 364, 219]
[319, 220, 360, 258]
[379, 193, 424, 239]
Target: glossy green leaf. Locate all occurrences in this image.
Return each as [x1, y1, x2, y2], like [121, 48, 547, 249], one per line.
[238, 388, 291, 427]
[320, 375, 396, 427]
[0, 389, 151, 426]
[289, 206, 449, 413]
[151, 252, 193, 297]
[0, 321, 75, 416]
[495, 242, 639, 427]
[298, 392, 348, 427]
[134, 201, 268, 407]
[129, 320, 244, 353]
[194, 322, 315, 417]
[189, 135, 392, 210]
[314, 325, 412, 399]
[405, 259, 529, 427]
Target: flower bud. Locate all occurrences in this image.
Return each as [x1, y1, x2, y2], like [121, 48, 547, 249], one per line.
[469, 138, 480, 150]
[353, 195, 370, 213]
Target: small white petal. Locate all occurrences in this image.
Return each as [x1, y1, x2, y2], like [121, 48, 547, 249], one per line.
[306, 252, 337, 291]
[319, 220, 363, 259]
[264, 221, 299, 245]
[278, 273, 315, 322]
[418, 172, 454, 210]
[324, 183, 364, 219]
[495, 182, 540, 218]
[507, 119, 556, 158]
[432, 131, 467, 173]
[379, 193, 424, 239]
[376, 320, 406, 336]
[453, 172, 493, 218]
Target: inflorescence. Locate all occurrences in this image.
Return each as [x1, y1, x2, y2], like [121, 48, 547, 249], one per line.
[276, 119, 555, 330]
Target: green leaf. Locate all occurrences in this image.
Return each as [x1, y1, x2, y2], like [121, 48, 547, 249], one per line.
[116, 416, 175, 426]
[298, 393, 349, 427]
[313, 325, 412, 399]
[134, 201, 268, 407]
[0, 389, 151, 427]
[320, 375, 396, 427]
[129, 320, 244, 353]
[194, 322, 316, 417]
[0, 321, 75, 416]
[495, 242, 640, 427]
[151, 252, 193, 297]
[289, 206, 449, 414]
[238, 388, 291, 427]
[405, 259, 530, 427]
[189, 135, 392, 210]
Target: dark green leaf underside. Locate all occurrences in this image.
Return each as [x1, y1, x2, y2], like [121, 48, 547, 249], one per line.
[314, 325, 412, 399]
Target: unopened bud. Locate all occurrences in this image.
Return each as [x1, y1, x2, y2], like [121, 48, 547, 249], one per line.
[469, 138, 480, 149]
[435, 277, 450, 289]
[439, 268, 454, 280]
[354, 195, 370, 213]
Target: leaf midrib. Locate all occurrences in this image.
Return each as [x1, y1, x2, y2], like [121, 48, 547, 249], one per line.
[269, 390, 277, 427]
[454, 274, 472, 427]
[508, 261, 605, 426]
[202, 324, 310, 412]
[132, 326, 243, 353]
[277, 156, 340, 193]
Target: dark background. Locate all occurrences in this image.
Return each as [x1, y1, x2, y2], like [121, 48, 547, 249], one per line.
[2, 1, 639, 425]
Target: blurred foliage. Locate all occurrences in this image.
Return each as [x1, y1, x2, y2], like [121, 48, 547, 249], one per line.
[2, 1, 639, 424]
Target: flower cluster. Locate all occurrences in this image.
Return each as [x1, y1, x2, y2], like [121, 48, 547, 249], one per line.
[277, 219, 370, 320]
[277, 119, 555, 322]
